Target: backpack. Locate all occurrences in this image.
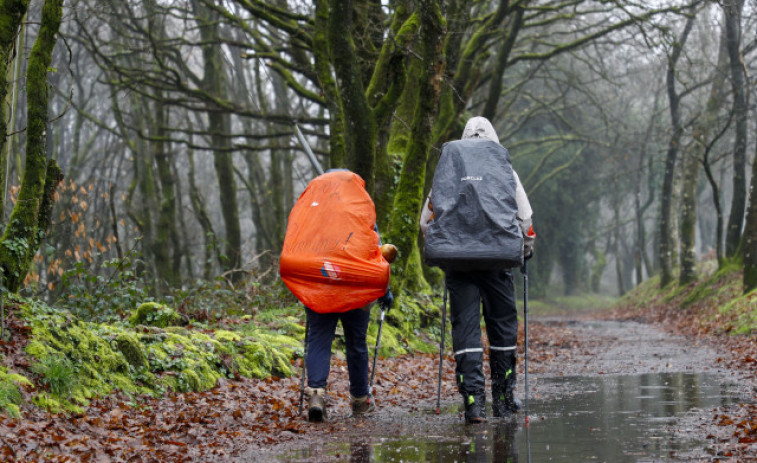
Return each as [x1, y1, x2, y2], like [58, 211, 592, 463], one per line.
[279, 170, 390, 313]
[424, 139, 523, 271]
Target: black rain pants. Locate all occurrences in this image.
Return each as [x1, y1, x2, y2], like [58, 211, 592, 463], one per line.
[445, 268, 518, 398]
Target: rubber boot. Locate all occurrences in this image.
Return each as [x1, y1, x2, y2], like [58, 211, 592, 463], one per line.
[491, 351, 521, 417]
[306, 387, 327, 422]
[464, 391, 487, 424]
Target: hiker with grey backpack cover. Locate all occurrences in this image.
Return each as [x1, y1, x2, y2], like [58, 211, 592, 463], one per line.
[421, 116, 535, 424]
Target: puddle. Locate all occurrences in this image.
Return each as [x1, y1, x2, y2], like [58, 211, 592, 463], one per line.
[278, 372, 744, 462]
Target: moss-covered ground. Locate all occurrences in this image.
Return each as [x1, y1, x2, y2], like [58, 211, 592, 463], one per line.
[615, 260, 756, 337]
[0, 289, 444, 417]
[0, 297, 303, 415]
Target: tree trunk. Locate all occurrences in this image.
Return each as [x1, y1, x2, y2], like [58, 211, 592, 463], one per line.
[193, 0, 242, 277]
[742, 118, 757, 292]
[370, 0, 415, 227]
[0, 0, 63, 292]
[658, 13, 695, 287]
[678, 152, 699, 285]
[723, 0, 747, 258]
[152, 95, 180, 290]
[634, 93, 659, 286]
[313, 0, 346, 170]
[233, 53, 278, 260]
[680, 21, 729, 285]
[482, 5, 525, 121]
[187, 148, 217, 281]
[0, 1, 28, 220]
[386, 0, 445, 294]
[133, 117, 159, 286]
[614, 199, 625, 296]
[327, 0, 377, 190]
[269, 71, 292, 252]
[379, 56, 421, 231]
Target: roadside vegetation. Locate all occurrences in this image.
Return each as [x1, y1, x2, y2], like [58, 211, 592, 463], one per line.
[614, 259, 756, 338]
[0, 257, 442, 419]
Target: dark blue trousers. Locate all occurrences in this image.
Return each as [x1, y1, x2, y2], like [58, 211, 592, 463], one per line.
[305, 307, 371, 398]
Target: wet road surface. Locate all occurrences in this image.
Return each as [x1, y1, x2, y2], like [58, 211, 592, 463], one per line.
[250, 319, 753, 462]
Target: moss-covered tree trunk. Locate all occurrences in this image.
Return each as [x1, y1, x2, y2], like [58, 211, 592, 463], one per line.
[314, 0, 415, 198]
[327, 0, 377, 191]
[0, 0, 63, 292]
[723, 0, 747, 259]
[313, 0, 346, 170]
[386, 0, 445, 294]
[0, 0, 29, 219]
[368, 0, 414, 225]
[378, 58, 420, 231]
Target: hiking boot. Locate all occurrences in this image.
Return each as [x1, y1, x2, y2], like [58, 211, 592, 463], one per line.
[491, 351, 520, 417]
[350, 394, 375, 416]
[492, 389, 522, 417]
[464, 391, 486, 424]
[306, 387, 327, 422]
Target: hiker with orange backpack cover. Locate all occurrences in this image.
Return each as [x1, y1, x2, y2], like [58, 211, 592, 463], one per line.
[280, 169, 396, 422]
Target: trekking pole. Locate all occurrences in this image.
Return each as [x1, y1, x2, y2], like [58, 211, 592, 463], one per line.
[299, 312, 310, 415]
[294, 123, 324, 176]
[522, 260, 530, 427]
[369, 303, 388, 394]
[436, 284, 447, 414]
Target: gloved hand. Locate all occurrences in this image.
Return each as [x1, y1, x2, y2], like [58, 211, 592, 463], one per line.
[378, 289, 394, 311]
[380, 243, 398, 263]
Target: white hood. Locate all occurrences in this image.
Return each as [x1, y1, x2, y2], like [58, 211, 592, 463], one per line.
[461, 116, 499, 144]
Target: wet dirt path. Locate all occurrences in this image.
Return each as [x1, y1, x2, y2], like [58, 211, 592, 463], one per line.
[247, 317, 754, 463]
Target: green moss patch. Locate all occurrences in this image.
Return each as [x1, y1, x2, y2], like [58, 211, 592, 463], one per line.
[129, 302, 187, 328]
[717, 289, 757, 336]
[12, 299, 302, 415]
[0, 365, 31, 418]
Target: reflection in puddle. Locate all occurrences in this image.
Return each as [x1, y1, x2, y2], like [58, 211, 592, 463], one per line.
[281, 372, 744, 462]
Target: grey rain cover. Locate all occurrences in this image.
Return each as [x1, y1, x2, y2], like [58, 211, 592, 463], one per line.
[425, 139, 523, 270]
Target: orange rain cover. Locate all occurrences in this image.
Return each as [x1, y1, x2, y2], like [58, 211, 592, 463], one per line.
[279, 171, 390, 313]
